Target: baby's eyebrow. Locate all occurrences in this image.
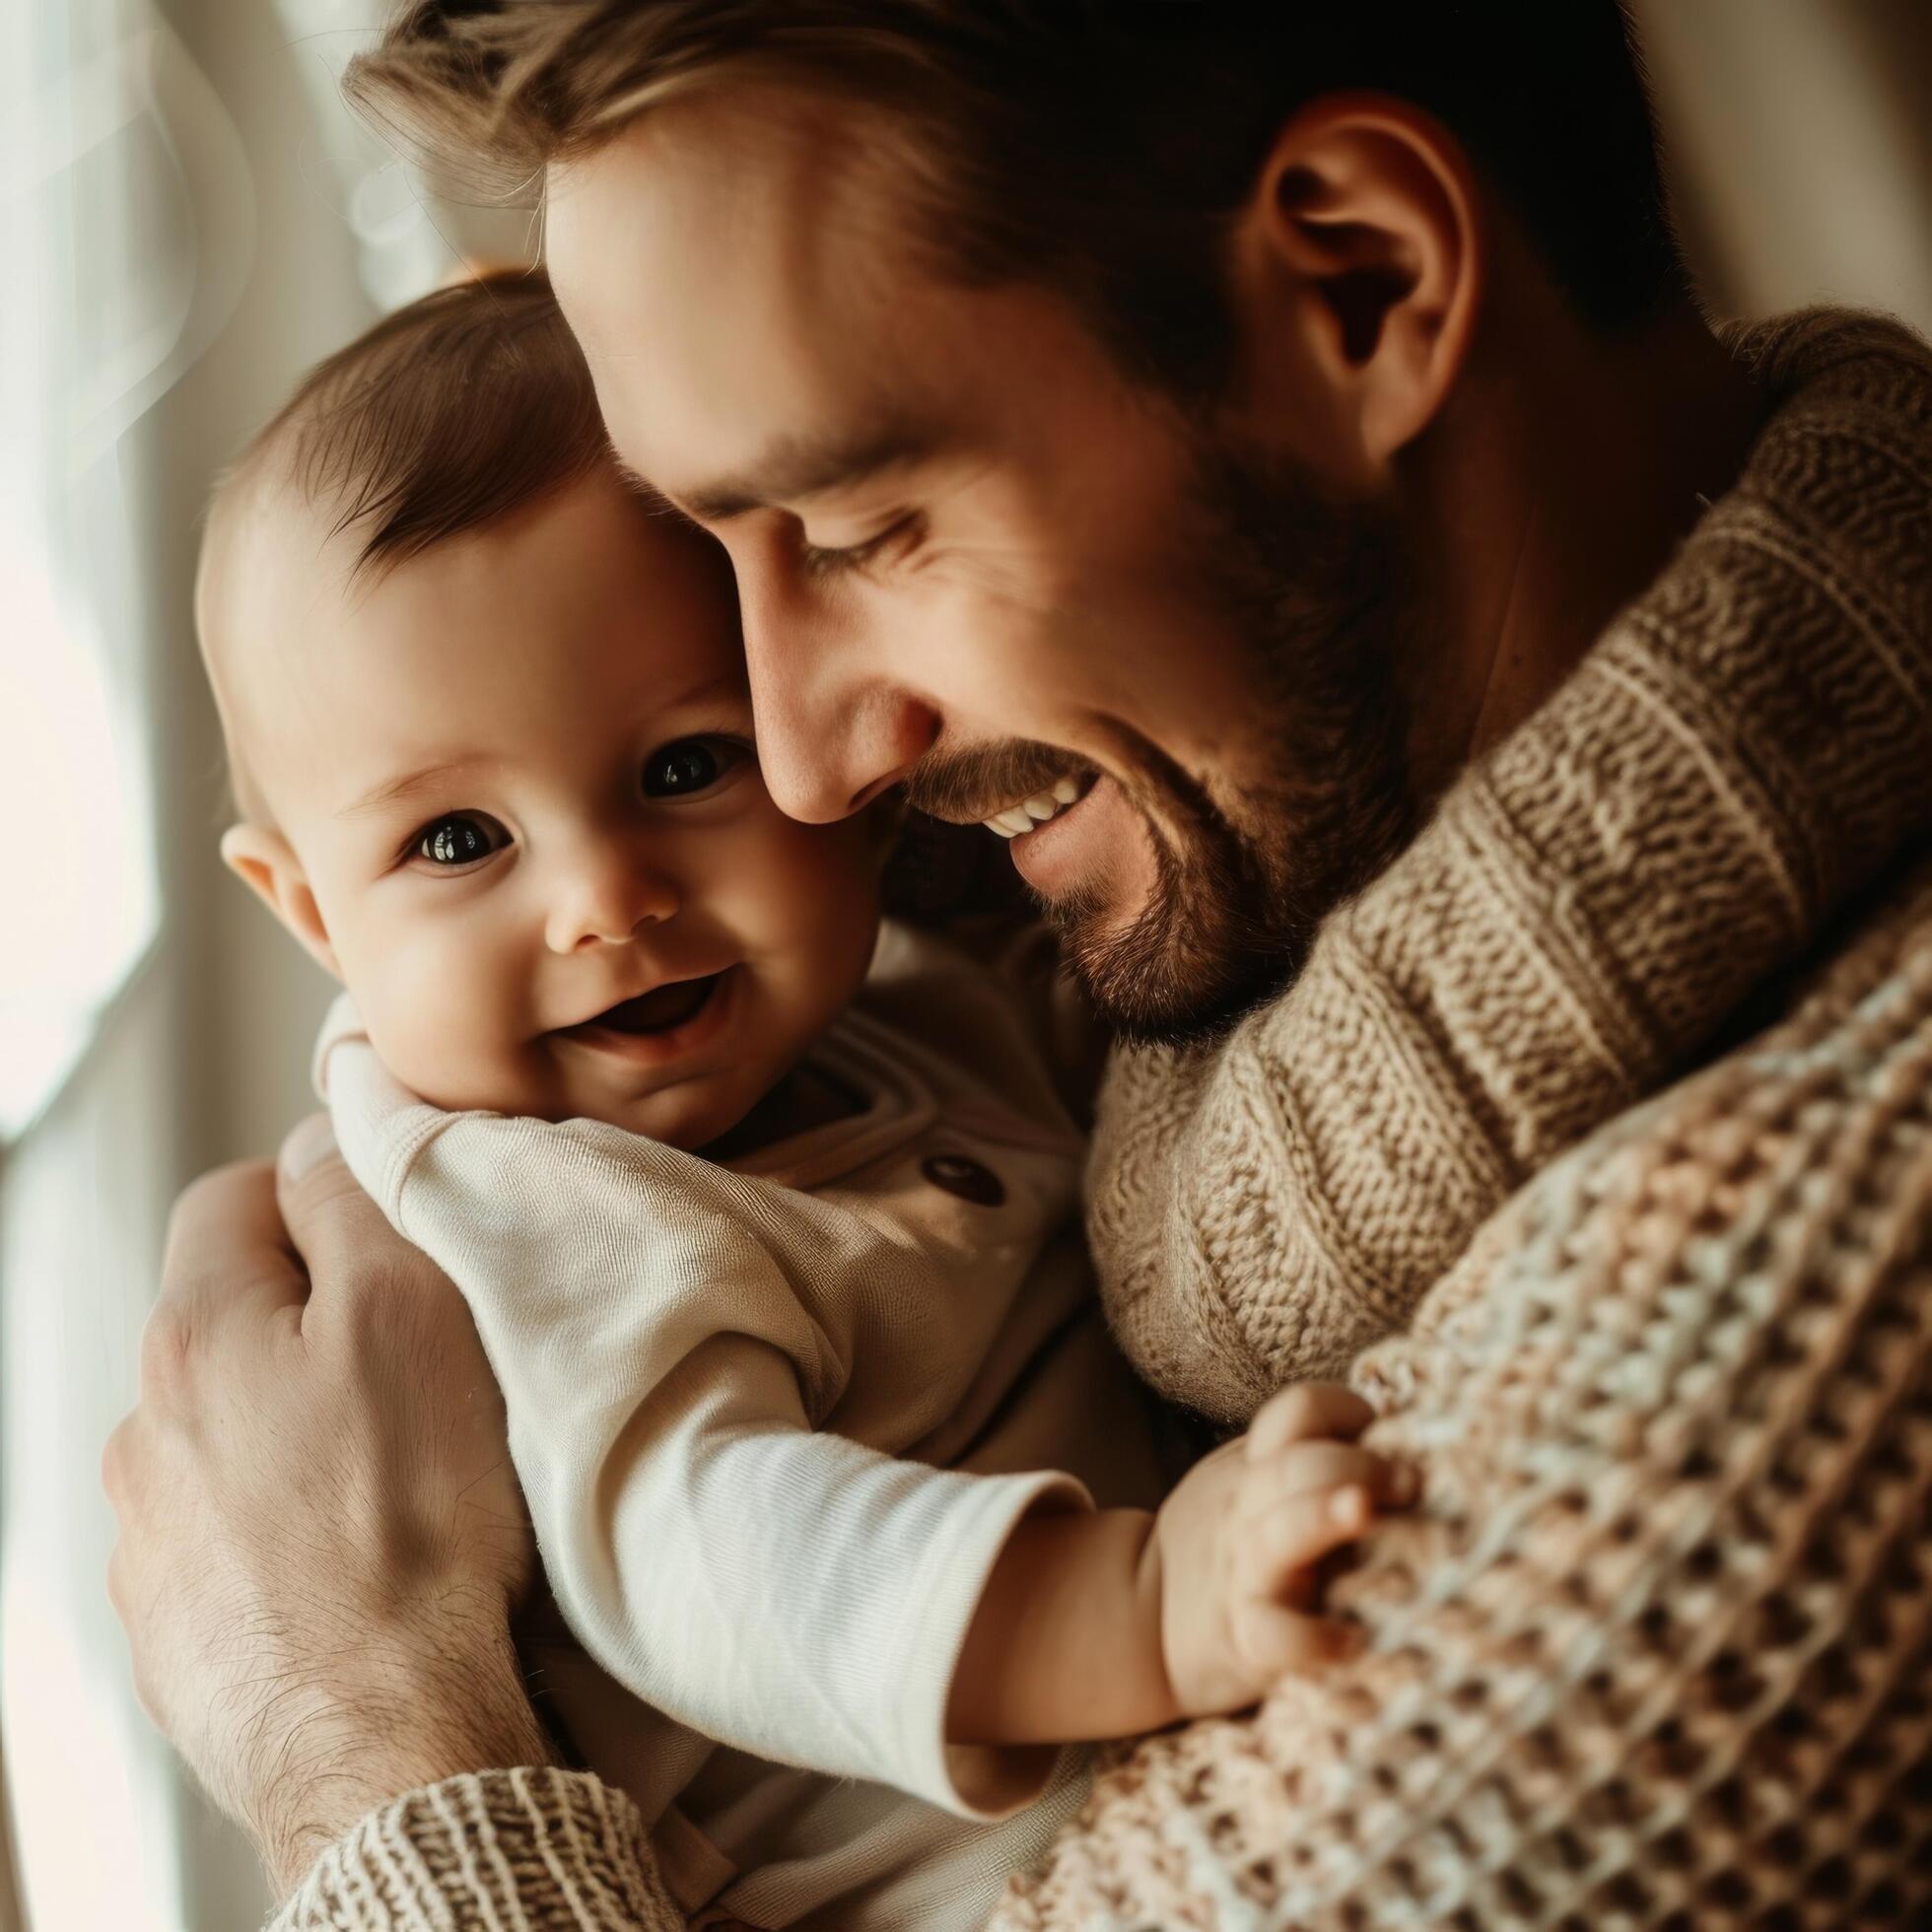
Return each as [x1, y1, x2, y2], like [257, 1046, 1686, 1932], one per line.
[336, 761, 477, 819]
[332, 681, 749, 823]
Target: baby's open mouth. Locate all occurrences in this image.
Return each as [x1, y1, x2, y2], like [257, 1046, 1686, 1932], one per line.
[572, 972, 724, 1038]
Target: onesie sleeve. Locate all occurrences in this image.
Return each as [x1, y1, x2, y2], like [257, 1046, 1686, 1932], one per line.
[317, 1001, 1086, 1818]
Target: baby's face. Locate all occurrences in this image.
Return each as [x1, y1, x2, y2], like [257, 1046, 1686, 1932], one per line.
[219, 469, 882, 1149]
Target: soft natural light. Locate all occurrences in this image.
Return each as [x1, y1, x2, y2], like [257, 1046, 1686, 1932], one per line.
[0, 4, 238, 1137]
[0, 520, 158, 1136]
[2, 5, 227, 1924]
[1, 1551, 167, 1928]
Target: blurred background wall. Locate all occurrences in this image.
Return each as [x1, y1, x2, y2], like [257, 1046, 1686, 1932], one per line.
[0, 2, 1927, 1926]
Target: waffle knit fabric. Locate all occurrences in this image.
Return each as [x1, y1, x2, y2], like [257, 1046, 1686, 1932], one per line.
[270, 308, 1932, 1929]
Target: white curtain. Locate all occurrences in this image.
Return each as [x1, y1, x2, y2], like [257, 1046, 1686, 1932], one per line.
[0, 0, 535, 1915]
[0, 2, 377, 1924]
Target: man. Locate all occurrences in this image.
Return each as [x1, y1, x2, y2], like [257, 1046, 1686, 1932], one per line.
[105, 4, 1932, 1925]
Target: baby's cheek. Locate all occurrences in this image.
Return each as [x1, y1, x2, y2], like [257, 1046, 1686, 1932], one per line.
[349, 923, 540, 1113]
[738, 820, 879, 985]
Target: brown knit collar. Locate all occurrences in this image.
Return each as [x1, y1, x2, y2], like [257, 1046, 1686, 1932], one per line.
[1403, 304, 1932, 1144]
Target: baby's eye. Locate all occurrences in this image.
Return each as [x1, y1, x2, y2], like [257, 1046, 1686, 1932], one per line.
[642, 736, 747, 798]
[410, 811, 510, 870]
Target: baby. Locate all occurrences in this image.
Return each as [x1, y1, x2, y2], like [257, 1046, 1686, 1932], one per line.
[199, 273, 1411, 1930]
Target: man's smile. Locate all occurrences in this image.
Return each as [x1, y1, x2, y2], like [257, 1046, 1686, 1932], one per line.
[1002, 773, 1152, 903]
[978, 770, 1096, 838]
[900, 741, 1092, 830]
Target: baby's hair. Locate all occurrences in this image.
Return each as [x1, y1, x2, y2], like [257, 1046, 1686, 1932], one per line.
[238, 265, 618, 575]
[203, 267, 654, 823]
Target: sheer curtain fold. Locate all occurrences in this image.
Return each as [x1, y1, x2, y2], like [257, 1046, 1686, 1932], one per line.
[1, 1, 259, 1921]
[0, 0, 525, 1917]
[0, 2, 371, 1925]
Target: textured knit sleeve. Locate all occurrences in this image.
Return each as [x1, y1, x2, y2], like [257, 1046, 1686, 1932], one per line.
[319, 1023, 1080, 1819]
[1002, 874, 1932, 1927]
[266, 1767, 683, 1931]
[1087, 309, 1932, 1427]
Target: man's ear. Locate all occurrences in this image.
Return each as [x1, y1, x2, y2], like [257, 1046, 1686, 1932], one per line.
[1226, 94, 1484, 483]
[220, 823, 343, 981]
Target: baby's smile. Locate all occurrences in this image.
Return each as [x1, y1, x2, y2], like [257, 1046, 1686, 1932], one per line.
[551, 965, 738, 1069]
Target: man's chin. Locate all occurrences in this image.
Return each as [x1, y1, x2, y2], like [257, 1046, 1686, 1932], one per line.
[1042, 870, 1291, 1051]
[1003, 782, 1276, 1045]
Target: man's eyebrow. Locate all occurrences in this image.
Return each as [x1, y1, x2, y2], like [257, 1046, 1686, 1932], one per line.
[646, 420, 946, 525]
[332, 672, 746, 823]
[335, 761, 481, 820]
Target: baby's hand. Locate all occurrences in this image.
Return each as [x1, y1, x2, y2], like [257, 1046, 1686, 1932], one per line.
[1151, 1383, 1416, 1716]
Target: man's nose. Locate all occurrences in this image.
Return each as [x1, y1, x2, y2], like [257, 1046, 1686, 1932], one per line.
[759, 687, 939, 824]
[739, 578, 939, 824]
[544, 845, 679, 954]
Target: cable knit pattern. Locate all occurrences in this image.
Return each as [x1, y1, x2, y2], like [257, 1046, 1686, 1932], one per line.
[266, 310, 1932, 1928]
[270, 1768, 677, 1931]
[1087, 309, 1932, 1425]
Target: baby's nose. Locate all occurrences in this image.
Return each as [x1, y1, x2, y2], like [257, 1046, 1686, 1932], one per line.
[545, 852, 679, 953]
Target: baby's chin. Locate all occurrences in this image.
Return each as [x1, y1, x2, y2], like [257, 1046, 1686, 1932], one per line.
[529, 1083, 753, 1154]
[580, 1079, 762, 1154]
[390, 1055, 760, 1154]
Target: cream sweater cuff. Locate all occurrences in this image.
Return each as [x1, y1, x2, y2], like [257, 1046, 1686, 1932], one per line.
[266, 1766, 681, 1931]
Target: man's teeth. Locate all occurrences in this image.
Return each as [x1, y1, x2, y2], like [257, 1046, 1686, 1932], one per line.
[983, 775, 1087, 839]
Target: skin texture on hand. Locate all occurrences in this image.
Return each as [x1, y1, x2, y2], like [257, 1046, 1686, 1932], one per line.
[103, 1117, 556, 1893]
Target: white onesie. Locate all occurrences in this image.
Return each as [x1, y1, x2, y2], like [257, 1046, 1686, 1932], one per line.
[318, 922, 1174, 1930]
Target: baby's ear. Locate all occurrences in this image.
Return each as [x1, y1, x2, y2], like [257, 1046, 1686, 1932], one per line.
[220, 823, 342, 981]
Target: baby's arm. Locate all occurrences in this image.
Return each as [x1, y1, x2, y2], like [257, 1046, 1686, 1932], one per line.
[950, 1385, 1414, 1744]
[321, 1020, 1084, 1811]
[319, 1020, 1403, 1800]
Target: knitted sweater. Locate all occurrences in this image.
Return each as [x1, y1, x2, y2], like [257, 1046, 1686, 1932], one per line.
[270, 309, 1932, 1930]
[1087, 309, 1932, 1426]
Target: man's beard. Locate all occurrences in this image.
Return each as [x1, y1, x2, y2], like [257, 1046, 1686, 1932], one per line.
[911, 443, 1422, 1047]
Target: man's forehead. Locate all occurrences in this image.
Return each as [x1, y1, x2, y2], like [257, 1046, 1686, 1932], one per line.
[621, 412, 954, 525]
[548, 85, 922, 342]
[551, 107, 965, 511]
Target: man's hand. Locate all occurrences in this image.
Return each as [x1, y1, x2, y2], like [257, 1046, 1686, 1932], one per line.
[1152, 1383, 1415, 1715]
[103, 1119, 557, 1892]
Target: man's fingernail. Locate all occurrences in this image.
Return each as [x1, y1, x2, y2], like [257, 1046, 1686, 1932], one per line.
[280, 1116, 337, 1181]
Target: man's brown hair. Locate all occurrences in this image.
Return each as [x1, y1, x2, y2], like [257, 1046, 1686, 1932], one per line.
[241, 266, 608, 575]
[348, 3, 1685, 399]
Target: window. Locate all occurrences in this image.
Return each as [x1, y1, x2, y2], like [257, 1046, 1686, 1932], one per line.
[0, 4, 254, 1135]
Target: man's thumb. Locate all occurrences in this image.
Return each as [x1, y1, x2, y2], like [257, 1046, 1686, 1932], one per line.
[279, 1113, 338, 1185]
[275, 1113, 387, 1284]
